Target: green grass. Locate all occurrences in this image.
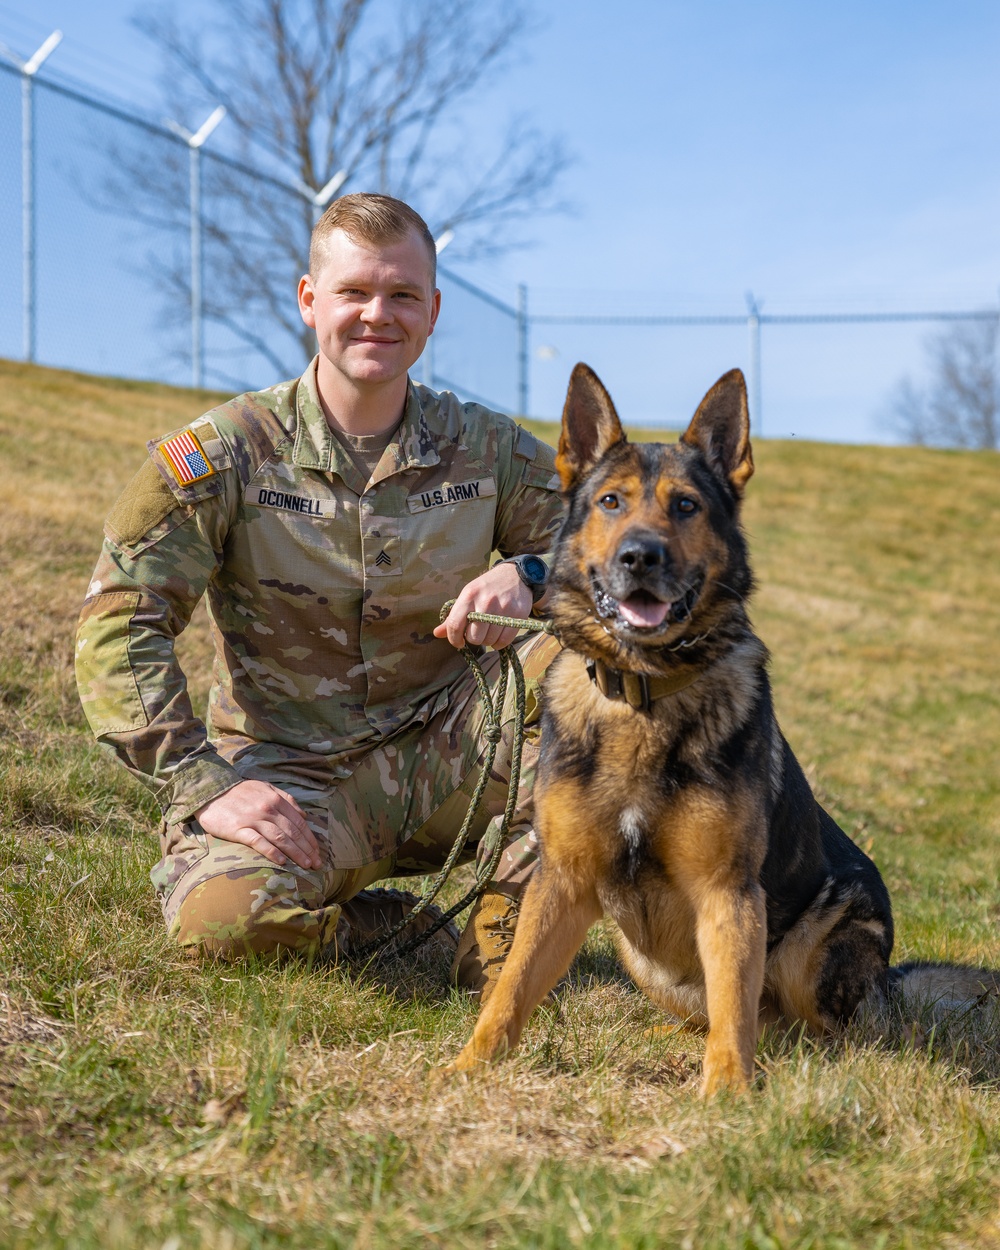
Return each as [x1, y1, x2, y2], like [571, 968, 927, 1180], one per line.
[3, 358, 1000, 1248]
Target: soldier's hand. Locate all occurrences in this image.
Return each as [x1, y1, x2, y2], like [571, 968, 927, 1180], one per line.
[433, 561, 533, 650]
[195, 780, 322, 871]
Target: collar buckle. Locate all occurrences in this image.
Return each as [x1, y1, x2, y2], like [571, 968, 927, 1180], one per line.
[587, 659, 652, 712]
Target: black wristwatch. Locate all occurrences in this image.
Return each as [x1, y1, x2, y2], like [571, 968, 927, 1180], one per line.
[501, 554, 548, 604]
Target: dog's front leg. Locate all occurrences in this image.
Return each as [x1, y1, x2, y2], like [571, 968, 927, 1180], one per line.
[695, 879, 766, 1096]
[444, 867, 601, 1072]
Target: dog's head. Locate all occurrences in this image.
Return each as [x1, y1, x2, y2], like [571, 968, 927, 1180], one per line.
[550, 364, 755, 672]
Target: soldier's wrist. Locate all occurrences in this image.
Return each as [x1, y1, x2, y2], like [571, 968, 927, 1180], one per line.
[497, 554, 548, 605]
[161, 756, 244, 825]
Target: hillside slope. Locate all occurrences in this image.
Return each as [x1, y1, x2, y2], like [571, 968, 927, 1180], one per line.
[3, 358, 1000, 1249]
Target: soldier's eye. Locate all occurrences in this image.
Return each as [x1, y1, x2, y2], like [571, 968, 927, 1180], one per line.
[675, 497, 699, 515]
[598, 494, 619, 510]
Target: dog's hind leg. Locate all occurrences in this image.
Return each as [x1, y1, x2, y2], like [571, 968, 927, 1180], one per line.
[767, 878, 892, 1033]
[443, 867, 601, 1072]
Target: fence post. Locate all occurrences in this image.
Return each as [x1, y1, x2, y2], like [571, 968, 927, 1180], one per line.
[517, 282, 529, 416]
[746, 292, 762, 436]
[21, 71, 33, 362]
[189, 143, 203, 388]
[5, 31, 63, 364]
[177, 108, 226, 389]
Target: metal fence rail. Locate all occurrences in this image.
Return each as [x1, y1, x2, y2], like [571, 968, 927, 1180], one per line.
[530, 304, 1000, 436]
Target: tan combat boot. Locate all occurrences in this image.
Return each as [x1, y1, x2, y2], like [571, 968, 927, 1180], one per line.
[451, 886, 521, 1004]
[339, 888, 459, 960]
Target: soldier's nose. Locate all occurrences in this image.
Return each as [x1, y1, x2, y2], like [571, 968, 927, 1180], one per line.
[361, 297, 391, 322]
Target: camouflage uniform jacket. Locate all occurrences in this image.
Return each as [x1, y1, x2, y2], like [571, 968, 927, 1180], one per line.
[76, 360, 563, 847]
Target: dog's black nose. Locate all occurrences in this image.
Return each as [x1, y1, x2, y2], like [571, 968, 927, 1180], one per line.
[616, 534, 668, 572]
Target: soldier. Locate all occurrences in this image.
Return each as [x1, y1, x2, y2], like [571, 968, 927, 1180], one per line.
[75, 193, 563, 1000]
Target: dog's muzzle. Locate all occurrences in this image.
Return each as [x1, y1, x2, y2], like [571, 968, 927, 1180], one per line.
[591, 562, 704, 635]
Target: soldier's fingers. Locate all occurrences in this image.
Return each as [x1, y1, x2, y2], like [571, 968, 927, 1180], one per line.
[258, 793, 320, 866]
[437, 599, 473, 649]
[284, 793, 311, 819]
[259, 817, 322, 871]
[463, 617, 489, 647]
[471, 620, 498, 648]
[267, 788, 316, 838]
[468, 616, 519, 649]
[228, 825, 289, 867]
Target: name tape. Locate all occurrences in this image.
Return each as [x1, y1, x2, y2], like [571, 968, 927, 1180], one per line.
[253, 487, 333, 517]
[407, 477, 496, 514]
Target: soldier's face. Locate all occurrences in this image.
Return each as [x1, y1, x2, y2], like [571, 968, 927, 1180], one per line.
[298, 227, 440, 389]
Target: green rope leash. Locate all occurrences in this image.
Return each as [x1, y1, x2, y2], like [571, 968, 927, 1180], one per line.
[352, 603, 555, 962]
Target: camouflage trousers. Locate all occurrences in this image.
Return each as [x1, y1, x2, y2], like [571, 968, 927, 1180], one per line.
[151, 631, 560, 958]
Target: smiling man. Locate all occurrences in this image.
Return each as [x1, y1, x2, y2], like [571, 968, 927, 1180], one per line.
[75, 194, 563, 997]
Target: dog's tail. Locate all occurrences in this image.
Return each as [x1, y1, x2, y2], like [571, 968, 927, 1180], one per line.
[888, 961, 1000, 1008]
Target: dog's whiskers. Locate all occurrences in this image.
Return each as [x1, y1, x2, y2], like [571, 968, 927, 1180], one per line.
[714, 580, 748, 603]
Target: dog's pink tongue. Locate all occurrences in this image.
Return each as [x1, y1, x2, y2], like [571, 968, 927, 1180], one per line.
[618, 596, 671, 628]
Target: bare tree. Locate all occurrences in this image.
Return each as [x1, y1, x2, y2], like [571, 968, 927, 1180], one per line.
[112, 0, 570, 382]
[887, 316, 1000, 449]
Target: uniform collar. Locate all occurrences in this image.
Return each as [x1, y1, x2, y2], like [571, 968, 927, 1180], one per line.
[292, 358, 442, 483]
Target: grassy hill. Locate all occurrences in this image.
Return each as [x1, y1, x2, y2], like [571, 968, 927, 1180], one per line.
[2, 358, 1000, 1248]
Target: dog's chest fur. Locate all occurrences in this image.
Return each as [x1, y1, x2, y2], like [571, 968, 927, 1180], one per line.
[539, 645, 773, 947]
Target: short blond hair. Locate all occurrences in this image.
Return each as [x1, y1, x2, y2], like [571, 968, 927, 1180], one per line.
[309, 193, 437, 282]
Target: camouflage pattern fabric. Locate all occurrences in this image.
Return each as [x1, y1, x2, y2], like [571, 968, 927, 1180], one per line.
[155, 631, 559, 957]
[76, 359, 564, 855]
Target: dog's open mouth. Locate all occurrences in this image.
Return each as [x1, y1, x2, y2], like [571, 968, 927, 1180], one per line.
[591, 574, 702, 632]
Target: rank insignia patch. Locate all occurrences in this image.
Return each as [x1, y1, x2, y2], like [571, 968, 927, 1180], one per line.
[158, 429, 216, 486]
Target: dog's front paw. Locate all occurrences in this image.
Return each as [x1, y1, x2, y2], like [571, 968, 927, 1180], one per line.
[700, 1043, 754, 1097]
[430, 1061, 463, 1083]
[433, 1046, 487, 1080]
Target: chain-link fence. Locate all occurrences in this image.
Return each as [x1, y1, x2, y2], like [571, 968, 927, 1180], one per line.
[0, 59, 521, 410]
[3, 58, 997, 439]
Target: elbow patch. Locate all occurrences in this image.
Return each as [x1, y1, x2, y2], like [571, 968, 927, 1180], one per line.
[76, 590, 150, 734]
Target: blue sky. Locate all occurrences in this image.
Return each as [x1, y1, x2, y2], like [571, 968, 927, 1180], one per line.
[1, 0, 998, 440]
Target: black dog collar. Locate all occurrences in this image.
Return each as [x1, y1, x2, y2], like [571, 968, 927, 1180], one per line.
[586, 657, 701, 712]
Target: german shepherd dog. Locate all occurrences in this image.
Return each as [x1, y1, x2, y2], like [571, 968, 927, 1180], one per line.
[447, 364, 997, 1096]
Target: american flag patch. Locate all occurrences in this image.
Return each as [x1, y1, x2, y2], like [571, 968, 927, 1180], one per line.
[158, 429, 215, 486]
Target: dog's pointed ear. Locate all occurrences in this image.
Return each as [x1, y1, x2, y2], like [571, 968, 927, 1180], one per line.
[681, 368, 754, 497]
[556, 363, 626, 491]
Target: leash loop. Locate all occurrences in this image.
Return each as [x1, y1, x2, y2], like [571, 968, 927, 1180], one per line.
[352, 601, 552, 962]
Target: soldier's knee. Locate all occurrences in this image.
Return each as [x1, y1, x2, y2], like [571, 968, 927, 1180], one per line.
[171, 870, 309, 959]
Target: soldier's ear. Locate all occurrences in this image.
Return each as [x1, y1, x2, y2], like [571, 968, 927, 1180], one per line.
[681, 368, 754, 497]
[556, 363, 626, 492]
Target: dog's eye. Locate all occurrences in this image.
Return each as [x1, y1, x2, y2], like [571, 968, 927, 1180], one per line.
[598, 494, 620, 511]
[675, 497, 699, 516]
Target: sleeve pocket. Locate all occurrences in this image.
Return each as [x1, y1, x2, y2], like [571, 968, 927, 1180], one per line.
[76, 590, 150, 734]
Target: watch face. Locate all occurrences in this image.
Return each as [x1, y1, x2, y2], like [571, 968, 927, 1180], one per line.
[521, 556, 547, 584]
